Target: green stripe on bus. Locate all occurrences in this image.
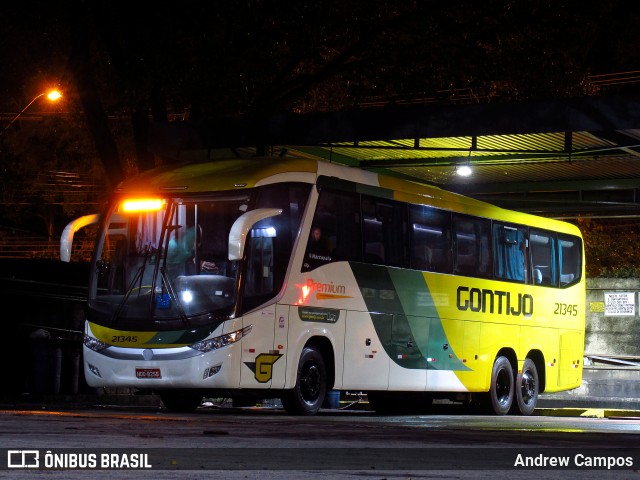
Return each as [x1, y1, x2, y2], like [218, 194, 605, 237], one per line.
[351, 263, 469, 371]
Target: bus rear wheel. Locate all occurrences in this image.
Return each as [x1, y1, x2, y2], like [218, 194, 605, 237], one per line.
[160, 391, 203, 412]
[488, 356, 514, 415]
[513, 358, 539, 415]
[281, 346, 327, 415]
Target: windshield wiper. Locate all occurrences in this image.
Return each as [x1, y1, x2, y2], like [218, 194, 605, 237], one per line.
[147, 204, 190, 326]
[110, 243, 155, 323]
[158, 264, 190, 326]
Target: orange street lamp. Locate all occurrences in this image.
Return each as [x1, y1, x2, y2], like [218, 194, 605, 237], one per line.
[3, 89, 62, 132]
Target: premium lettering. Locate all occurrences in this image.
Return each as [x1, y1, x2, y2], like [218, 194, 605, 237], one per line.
[306, 279, 346, 295]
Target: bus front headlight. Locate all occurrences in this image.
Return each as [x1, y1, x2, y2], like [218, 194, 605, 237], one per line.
[84, 334, 110, 352]
[190, 325, 252, 353]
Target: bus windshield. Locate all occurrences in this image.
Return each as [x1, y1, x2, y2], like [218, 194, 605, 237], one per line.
[88, 193, 250, 329]
[88, 183, 310, 330]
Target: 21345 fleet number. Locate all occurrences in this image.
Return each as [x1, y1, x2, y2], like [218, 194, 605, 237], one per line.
[554, 303, 578, 316]
[112, 335, 138, 343]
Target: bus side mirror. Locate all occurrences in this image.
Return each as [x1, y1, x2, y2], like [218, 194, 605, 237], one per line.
[60, 213, 128, 262]
[228, 208, 282, 261]
[60, 214, 101, 262]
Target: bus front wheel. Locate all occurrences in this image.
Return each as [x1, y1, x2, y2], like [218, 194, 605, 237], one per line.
[513, 358, 539, 416]
[488, 356, 514, 415]
[281, 346, 327, 415]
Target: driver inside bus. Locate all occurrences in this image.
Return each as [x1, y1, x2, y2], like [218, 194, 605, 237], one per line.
[303, 226, 332, 270]
[182, 225, 222, 275]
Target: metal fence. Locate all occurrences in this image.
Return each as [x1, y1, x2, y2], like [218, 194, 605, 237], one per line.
[0, 236, 94, 261]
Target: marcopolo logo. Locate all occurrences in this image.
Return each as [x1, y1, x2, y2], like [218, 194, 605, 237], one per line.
[7, 450, 40, 469]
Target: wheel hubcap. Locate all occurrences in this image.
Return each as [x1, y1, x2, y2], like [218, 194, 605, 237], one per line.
[521, 370, 536, 404]
[496, 368, 511, 406]
[301, 363, 321, 403]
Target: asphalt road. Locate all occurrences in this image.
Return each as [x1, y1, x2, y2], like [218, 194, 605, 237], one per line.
[1, 403, 639, 479]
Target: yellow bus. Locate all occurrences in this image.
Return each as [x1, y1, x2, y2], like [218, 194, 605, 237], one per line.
[76, 158, 585, 415]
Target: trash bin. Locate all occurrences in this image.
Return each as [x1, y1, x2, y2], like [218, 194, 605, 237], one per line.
[29, 328, 64, 395]
[323, 390, 341, 409]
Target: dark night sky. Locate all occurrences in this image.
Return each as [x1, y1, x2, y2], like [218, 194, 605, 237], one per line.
[0, 0, 638, 266]
[2, 1, 640, 117]
[1, 0, 640, 231]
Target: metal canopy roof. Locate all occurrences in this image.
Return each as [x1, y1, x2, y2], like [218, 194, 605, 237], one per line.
[149, 95, 640, 219]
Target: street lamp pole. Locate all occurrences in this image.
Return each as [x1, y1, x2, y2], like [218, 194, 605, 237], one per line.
[2, 89, 62, 132]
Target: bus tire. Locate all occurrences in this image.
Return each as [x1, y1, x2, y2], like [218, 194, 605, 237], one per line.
[281, 346, 327, 415]
[489, 356, 514, 415]
[513, 358, 539, 416]
[160, 391, 203, 412]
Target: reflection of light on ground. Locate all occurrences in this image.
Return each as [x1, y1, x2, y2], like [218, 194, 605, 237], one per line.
[1, 410, 181, 422]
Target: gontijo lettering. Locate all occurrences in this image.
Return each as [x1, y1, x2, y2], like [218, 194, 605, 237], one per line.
[457, 286, 533, 317]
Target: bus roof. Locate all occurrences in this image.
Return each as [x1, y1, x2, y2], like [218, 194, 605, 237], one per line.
[115, 158, 582, 237]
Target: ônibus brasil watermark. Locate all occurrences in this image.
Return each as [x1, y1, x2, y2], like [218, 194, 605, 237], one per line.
[6, 449, 151, 470]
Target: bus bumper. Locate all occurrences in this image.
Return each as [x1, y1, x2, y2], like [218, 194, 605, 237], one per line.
[82, 344, 241, 389]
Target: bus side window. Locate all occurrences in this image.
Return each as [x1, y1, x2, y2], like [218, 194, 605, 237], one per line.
[361, 196, 407, 268]
[530, 230, 557, 286]
[409, 204, 451, 273]
[453, 214, 491, 278]
[244, 225, 275, 297]
[244, 183, 311, 312]
[332, 191, 361, 263]
[303, 189, 361, 272]
[558, 234, 582, 287]
[493, 223, 527, 283]
[362, 197, 384, 264]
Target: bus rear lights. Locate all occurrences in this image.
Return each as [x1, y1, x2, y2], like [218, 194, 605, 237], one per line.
[84, 334, 110, 352]
[190, 325, 253, 353]
[203, 364, 222, 379]
[87, 363, 102, 378]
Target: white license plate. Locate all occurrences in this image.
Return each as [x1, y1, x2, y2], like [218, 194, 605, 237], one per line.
[136, 368, 161, 379]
